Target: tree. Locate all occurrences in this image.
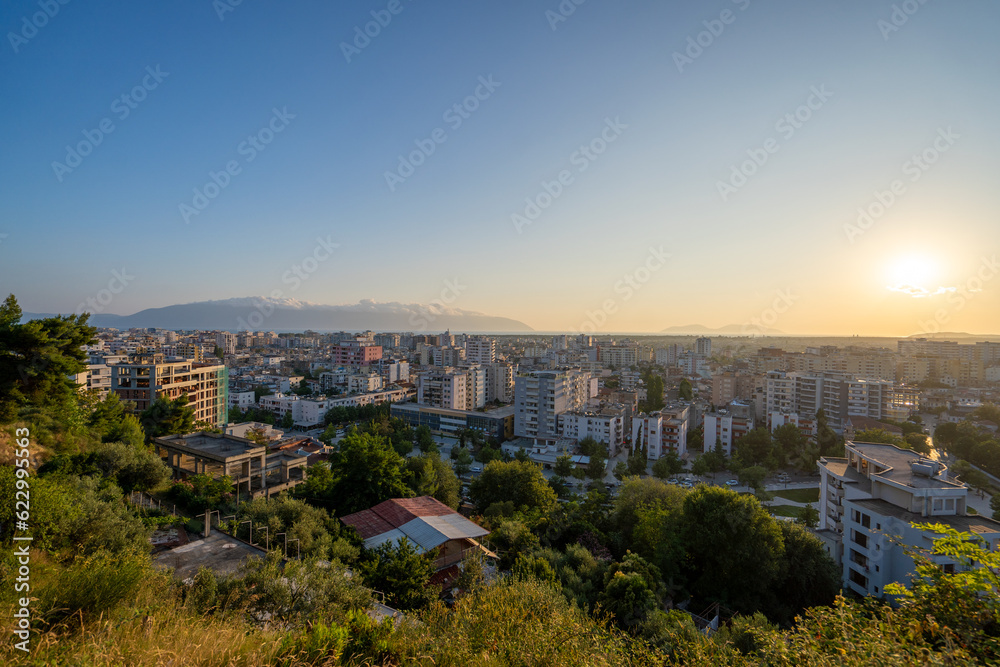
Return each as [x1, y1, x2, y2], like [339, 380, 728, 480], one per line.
[140, 395, 195, 439]
[680, 486, 785, 615]
[300, 431, 413, 516]
[772, 422, 808, 467]
[905, 432, 932, 455]
[678, 378, 693, 401]
[105, 413, 146, 447]
[554, 454, 575, 477]
[737, 465, 767, 492]
[415, 425, 437, 453]
[577, 437, 604, 457]
[798, 503, 820, 529]
[770, 521, 839, 624]
[359, 538, 437, 611]
[652, 452, 684, 479]
[732, 428, 774, 469]
[253, 384, 273, 402]
[469, 460, 557, 515]
[454, 446, 473, 476]
[405, 452, 461, 509]
[586, 454, 607, 480]
[613, 461, 629, 482]
[816, 409, 843, 457]
[0, 294, 96, 421]
[280, 411, 295, 429]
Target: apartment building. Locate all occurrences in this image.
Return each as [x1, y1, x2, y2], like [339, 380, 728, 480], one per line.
[485, 362, 515, 403]
[817, 440, 1000, 598]
[514, 369, 590, 445]
[632, 404, 690, 459]
[703, 409, 754, 455]
[333, 339, 382, 367]
[711, 371, 757, 407]
[597, 344, 642, 368]
[465, 336, 498, 364]
[111, 354, 228, 428]
[764, 371, 893, 433]
[417, 369, 468, 410]
[695, 337, 712, 357]
[559, 409, 626, 455]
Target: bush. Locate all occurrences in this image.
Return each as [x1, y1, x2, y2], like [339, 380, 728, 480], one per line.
[37, 550, 151, 625]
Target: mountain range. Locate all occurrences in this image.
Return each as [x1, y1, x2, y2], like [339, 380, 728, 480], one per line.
[25, 297, 534, 333]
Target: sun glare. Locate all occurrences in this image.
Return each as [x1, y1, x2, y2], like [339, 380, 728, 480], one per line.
[887, 254, 939, 288]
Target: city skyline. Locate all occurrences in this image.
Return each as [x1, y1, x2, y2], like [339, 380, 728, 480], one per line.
[3, 1, 999, 336]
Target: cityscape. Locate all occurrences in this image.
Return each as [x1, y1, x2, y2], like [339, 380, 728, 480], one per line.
[3, 1, 1000, 665]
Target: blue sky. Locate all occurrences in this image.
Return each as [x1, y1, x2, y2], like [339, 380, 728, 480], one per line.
[2, 0, 999, 335]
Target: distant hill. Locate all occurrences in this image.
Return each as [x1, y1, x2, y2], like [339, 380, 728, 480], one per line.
[660, 323, 784, 335]
[25, 297, 533, 333]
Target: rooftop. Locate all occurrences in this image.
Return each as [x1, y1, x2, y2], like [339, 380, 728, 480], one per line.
[853, 498, 1000, 536]
[849, 441, 966, 491]
[153, 531, 267, 583]
[154, 432, 267, 460]
[341, 496, 489, 554]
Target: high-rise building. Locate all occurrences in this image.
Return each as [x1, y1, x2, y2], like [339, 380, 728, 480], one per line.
[465, 336, 498, 364]
[111, 354, 228, 428]
[817, 441, 1000, 598]
[514, 369, 590, 444]
[695, 337, 712, 357]
[333, 339, 383, 367]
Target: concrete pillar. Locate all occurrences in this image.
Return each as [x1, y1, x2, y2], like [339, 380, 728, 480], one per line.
[203, 509, 211, 538]
[260, 454, 268, 489]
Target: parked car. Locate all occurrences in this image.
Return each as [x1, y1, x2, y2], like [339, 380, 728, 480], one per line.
[725, 479, 739, 486]
[471, 464, 482, 473]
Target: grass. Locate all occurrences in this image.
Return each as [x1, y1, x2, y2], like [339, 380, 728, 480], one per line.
[769, 505, 807, 520]
[773, 488, 820, 504]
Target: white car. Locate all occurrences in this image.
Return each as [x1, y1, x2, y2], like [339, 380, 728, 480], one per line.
[725, 479, 739, 487]
[471, 464, 482, 473]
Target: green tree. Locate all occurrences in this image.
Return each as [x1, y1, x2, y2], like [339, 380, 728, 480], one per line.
[300, 431, 413, 516]
[405, 452, 461, 509]
[772, 422, 808, 467]
[554, 454, 575, 477]
[453, 446, 474, 476]
[0, 294, 96, 421]
[281, 411, 295, 429]
[140, 395, 196, 440]
[651, 452, 684, 479]
[733, 428, 774, 469]
[678, 378, 693, 401]
[680, 486, 785, 615]
[854, 428, 903, 445]
[737, 465, 767, 492]
[415, 425, 437, 453]
[816, 409, 843, 457]
[613, 461, 629, 482]
[904, 432, 932, 454]
[586, 454, 607, 480]
[798, 503, 820, 529]
[359, 538, 437, 611]
[469, 460, 557, 515]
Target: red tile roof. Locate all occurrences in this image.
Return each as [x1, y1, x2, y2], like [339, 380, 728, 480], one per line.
[341, 496, 455, 539]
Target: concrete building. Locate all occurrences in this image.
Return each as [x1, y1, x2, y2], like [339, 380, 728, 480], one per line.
[764, 371, 893, 434]
[391, 403, 514, 441]
[703, 410, 754, 455]
[485, 362, 515, 404]
[817, 440, 1000, 598]
[227, 390, 256, 411]
[112, 354, 228, 428]
[154, 432, 307, 498]
[558, 409, 626, 455]
[514, 369, 590, 445]
[333, 339, 382, 367]
[711, 371, 757, 407]
[417, 369, 468, 410]
[695, 337, 712, 357]
[597, 344, 642, 368]
[465, 336, 498, 364]
[632, 405, 690, 459]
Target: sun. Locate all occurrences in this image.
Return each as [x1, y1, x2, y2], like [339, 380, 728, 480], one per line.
[886, 254, 939, 288]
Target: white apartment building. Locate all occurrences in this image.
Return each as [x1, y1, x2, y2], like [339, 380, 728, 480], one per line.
[559, 410, 625, 455]
[348, 374, 384, 394]
[703, 411, 754, 455]
[465, 336, 498, 364]
[817, 441, 1000, 598]
[695, 337, 712, 357]
[485, 362, 515, 403]
[632, 405, 689, 459]
[228, 390, 256, 411]
[656, 344, 681, 366]
[417, 369, 468, 410]
[764, 372, 893, 433]
[514, 369, 590, 444]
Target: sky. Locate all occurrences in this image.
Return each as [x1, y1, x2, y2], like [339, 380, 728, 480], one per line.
[1, 0, 998, 337]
